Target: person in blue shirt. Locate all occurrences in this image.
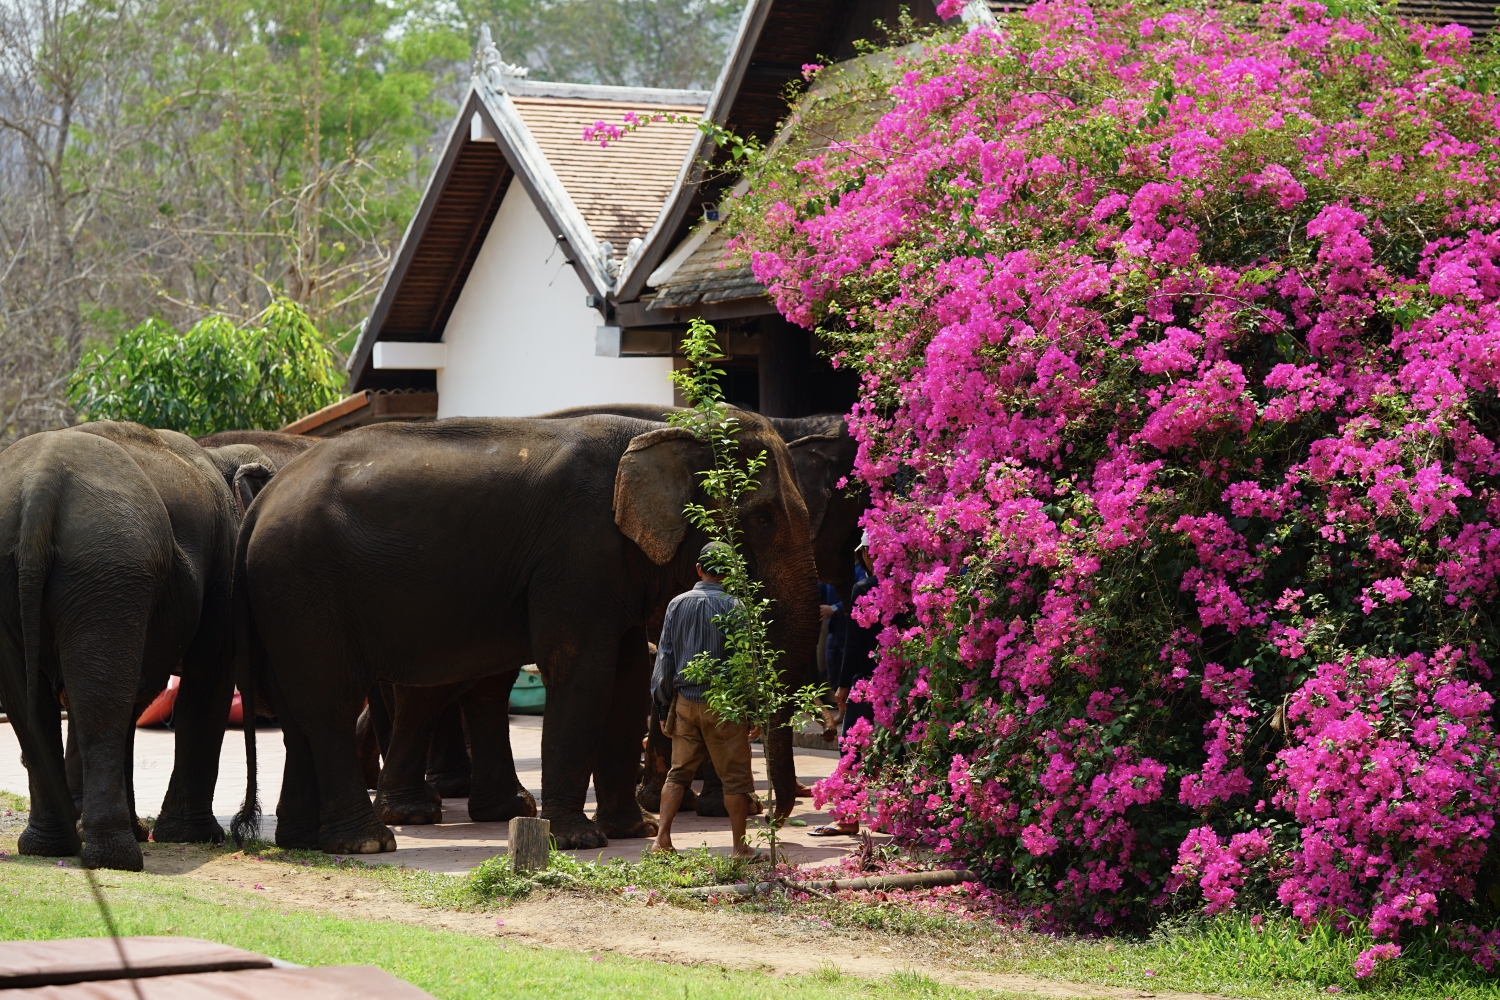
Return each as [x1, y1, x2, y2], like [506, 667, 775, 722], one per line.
[812, 533, 878, 837]
[648, 542, 760, 859]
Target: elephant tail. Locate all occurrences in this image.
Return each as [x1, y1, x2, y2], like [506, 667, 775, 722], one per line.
[15, 467, 80, 852]
[229, 499, 260, 847]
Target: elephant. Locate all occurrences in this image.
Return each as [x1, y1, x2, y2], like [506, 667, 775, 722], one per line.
[230, 411, 820, 853]
[371, 405, 866, 821]
[0, 421, 272, 870]
[535, 406, 866, 814]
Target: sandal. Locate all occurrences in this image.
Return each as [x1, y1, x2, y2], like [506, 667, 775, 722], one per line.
[809, 824, 859, 837]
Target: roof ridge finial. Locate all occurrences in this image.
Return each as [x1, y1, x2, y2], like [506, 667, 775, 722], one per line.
[474, 24, 530, 92]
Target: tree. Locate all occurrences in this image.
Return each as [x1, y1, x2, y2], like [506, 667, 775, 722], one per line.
[0, 0, 745, 440]
[672, 318, 821, 862]
[454, 0, 744, 90]
[69, 298, 343, 435]
[0, 0, 173, 440]
[734, 0, 1500, 950]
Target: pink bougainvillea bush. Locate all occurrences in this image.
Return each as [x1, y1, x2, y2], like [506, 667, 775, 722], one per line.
[722, 0, 1500, 939]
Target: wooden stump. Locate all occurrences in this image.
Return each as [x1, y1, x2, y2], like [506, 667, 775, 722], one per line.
[508, 816, 550, 872]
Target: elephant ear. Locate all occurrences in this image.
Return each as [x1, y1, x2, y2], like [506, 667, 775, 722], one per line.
[614, 427, 710, 565]
[785, 434, 845, 537]
[232, 463, 274, 519]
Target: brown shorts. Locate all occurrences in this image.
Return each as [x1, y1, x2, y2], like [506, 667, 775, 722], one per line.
[665, 698, 755, 795]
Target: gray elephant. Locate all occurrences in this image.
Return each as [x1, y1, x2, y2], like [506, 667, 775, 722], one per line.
[537, 406, 865, 813]
[375, 406, 865, 821]
[0, 422, 272, 870]
[231, 411, 819, 853]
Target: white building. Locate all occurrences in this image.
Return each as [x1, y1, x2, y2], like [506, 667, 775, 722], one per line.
[288, 31, 705, 434]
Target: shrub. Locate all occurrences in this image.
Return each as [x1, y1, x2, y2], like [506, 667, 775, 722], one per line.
[69, 299, 344, 436]
[728, 0, 1500, 940]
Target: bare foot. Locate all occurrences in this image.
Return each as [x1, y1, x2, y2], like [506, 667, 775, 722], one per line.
[646, 840, 677, 855]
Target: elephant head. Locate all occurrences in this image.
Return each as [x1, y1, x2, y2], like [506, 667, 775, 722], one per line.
[201, 443, 275, 520]
[769, 416, 867, 597]
[613, 409, 822, 693]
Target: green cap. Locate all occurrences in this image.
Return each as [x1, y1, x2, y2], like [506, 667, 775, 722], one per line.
[698, 541, 734, 576]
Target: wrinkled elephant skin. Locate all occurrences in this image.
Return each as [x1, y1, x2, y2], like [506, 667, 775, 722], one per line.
[235, 414, 819, 852]
[0, 422, 272, 870]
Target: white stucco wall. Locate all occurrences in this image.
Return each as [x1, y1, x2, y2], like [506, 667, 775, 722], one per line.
[435, 181, 674, 418]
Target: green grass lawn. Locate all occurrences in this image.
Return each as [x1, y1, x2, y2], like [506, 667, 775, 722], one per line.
[0, 855, 991, 1000]
[6, 833, 1500, 1000]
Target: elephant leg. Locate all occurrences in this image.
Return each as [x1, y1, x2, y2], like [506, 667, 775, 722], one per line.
[424, 701, 471, 799]
[15, 684, 76, 858]
[302, 693, 396, 854]
[637, 710, 694, 813]
[593, 628, 657, 840]
[371, 682, 394, 756]
[274, 712, 321, 850]
[695, 757, 727, 817]
[355, 703, 381, 792]
[65, 721, 82, 813]
[63, 648, 144, 871]
[764, 707, 798, 818]
[153, 659, 235, 844]
[536, 631, 620, 850]
[374, 684, 451, 826]
[464, 670, 535, 822]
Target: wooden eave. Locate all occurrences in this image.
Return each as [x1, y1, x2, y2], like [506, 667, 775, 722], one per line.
[349, 90, 514, 392]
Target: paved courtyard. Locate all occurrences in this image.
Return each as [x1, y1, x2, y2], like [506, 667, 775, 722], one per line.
[0, 715, 874, 873]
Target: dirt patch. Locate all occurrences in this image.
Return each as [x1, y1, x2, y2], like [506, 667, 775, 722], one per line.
[106, 845, 1219, 1000]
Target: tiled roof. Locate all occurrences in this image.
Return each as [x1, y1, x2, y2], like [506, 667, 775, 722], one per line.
[512, 97, 706, 250]
[647, 227, 762, 312]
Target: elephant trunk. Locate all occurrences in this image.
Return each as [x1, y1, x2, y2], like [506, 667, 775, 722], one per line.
[762, 540, 820, 817]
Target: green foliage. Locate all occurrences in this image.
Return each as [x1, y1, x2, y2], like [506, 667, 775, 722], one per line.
[465, 846, 753, 905]
[0, 855, 1005, 1000]
[68, 299, 344, 435]
[668, 318, 824, 857]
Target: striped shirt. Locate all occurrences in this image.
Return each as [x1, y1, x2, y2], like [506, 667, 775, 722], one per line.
[651, 581, 736, 705]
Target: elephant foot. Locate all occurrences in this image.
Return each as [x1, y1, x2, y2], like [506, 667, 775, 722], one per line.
[151, 812, 224, 845]
[427, 768, 471, 800]
[375, 787, 442, 826]
[134, 818, 151, 843]
[546, 814, 608, 850]
[81, 829, 144, 872]
[320, 819, 397, 856]
[636, 782, 696, 814]
[18, 822, 78, 858]
[274, 814, 320, 851]
[596, 808, 658, 840]
[468, 786, 537, 823]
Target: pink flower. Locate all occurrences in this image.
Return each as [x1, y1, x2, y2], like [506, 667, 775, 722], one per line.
[1354, 943, 1401, 978]
[723, 0, 1500, 936]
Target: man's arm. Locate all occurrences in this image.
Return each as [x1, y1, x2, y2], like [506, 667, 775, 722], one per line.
[651, 602, 678, 709]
